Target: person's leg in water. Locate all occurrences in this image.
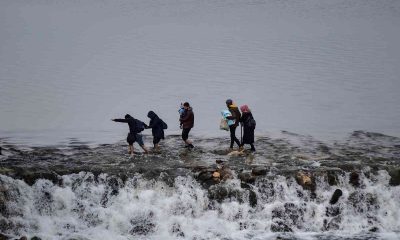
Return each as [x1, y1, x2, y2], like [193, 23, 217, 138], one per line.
[127, 133, 135, 156]
[136, 134, 149, 153]
[229, 125, 241, 149]
[250, 143, 256, 152]
[128, 145, 134, 156]
[182, 128, 194, 148]
[153, 137, 161, 151]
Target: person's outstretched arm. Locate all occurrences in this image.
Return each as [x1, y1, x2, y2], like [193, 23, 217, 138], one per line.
[112, 119, 128, 123]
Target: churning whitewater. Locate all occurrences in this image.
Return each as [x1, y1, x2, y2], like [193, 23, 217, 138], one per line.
[1, 132, 400, 239]
[1, 0, 400, 239]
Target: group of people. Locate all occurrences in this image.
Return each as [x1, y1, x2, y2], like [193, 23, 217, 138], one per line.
[112, 100, 255, 157]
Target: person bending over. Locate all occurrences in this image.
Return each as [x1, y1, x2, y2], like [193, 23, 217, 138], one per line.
[112, 114, 149, 156]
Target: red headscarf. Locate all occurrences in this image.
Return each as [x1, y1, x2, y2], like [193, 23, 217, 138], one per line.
[240, 105, 250, 113]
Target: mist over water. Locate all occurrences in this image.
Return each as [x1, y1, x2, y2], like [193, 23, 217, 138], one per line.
[1, 0, 400, 144]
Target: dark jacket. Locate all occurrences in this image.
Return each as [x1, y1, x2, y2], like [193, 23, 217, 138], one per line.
[180, 107, 194, 129]
[227, 105, 241, 127]
[240, 112, 255, 144]
[147, 111, 165, 139]
[114, 116, 147, 134]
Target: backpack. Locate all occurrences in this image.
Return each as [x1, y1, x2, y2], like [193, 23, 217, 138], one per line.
[246, 117, 256, 129]
[161, 120, 168, 129]
[136, 120, 145, 133]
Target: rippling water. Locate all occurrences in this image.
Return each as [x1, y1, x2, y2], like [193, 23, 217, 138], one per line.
[1, 0, 400, 145]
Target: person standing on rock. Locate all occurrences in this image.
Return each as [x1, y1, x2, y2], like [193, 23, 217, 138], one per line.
[239, 105, 256, 152]
[225, 99, 241, 150]
[147, 111, 167, 150]
[112, 114, 149, 156]
[179, 102, 194, 148]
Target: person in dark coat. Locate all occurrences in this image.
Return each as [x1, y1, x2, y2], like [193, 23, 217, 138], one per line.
[225, 99, 242, 150]
[112, 114, 149, 156]
[147, 111, 165, 150]
[239, 105, 256, 151]
[179, 102, 194, 148]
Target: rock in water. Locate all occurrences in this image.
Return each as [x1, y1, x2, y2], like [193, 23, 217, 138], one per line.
[329, 189, 343, 205]
[296, 172, 312, 186]
[349, 172, 360, 187]
[227, 150, 245, 156]
[0, 233, 9, 240]
[252, 166, 267, 176]
[212, 171, 220, 178]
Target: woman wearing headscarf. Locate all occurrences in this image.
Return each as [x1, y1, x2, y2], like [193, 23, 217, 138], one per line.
[239, 105, 256, 152]
[147, 111, 166, 150]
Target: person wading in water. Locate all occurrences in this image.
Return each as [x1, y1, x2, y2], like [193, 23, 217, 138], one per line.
[112, 114, 149, 156]
[225, 99, 241, 151]
[146, 111, 167, 151]
[179, 102, 194, 149]
[239, 104, 256, 152]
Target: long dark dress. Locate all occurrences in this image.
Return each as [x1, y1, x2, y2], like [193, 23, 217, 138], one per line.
[240, 112, 255, 144]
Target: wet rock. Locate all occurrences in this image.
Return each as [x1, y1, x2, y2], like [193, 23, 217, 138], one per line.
[30, 237, 41, 240]
[329, 189, 343, 205]
[197, 171, 213, 182]
[270, 220, 292, 232]
[327, 171, 338, 186]
[19, 237, 27, 240]
[227, 150, 245, 157]
[369, 226, 379, 232]
[0, 233, 9, 240]
[0, 147, 2, 155]
[388, 168, 400, 186]
[295, 172, 316, 192]
[252, 167, 267, 176]
[238, 172, 255, 184]
[349, 172, 360, 187]
[219, 167, 234, 180]
[212, 172, 220, 178]
[248, 190, 257, 207]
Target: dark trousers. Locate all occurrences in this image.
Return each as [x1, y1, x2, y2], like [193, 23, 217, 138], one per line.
[229, 125, 241, 148]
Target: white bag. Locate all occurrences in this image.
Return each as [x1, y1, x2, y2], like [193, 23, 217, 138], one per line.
[220, 118, 229, 131]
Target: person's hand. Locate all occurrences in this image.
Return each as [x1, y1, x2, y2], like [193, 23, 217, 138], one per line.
[111, 119, 115, 121]
[179, 125, 183, 129]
